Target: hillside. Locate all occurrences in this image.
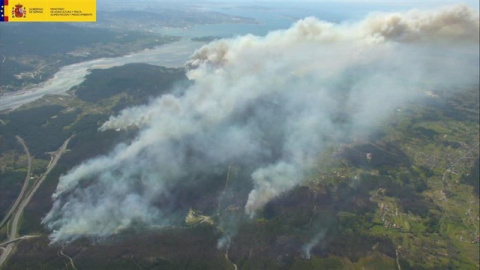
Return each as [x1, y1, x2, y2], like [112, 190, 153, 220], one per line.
[0, 63, 478, 269]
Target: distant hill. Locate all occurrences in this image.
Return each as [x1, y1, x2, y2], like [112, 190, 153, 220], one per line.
[0, 24, 178, 94]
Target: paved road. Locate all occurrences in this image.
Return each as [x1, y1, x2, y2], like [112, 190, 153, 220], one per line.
[59, 249, 78, 270]
[0, 235, 40, 247]
[0, 136, 32, 230]
[0, 136, 73, 267]
[224, 236, 238, 270]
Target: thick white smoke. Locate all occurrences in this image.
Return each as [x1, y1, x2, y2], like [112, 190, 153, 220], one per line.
[43, 5, 479, 243]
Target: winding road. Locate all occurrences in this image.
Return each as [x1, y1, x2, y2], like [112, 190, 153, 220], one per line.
[59, 248, 78, 270]
[224, 236, 238, 270]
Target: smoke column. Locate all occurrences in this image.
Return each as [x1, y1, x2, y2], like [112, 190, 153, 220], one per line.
[43, 5, 479, 243]
[302, 230, 328, 260]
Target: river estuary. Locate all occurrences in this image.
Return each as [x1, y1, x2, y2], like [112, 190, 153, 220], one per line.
[0, 39, 202, 111]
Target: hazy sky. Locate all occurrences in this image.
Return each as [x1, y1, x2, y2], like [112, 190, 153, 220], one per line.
[212, 0, 479, 10]
[99, 1, 479, 17]
[103, 0, 479, 6]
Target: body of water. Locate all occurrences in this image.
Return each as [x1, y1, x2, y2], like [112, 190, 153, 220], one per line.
[2, 2, 467, 111]
[0, 39, 201, 111]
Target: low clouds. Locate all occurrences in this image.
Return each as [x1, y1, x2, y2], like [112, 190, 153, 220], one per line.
[43, 4, 479, 243]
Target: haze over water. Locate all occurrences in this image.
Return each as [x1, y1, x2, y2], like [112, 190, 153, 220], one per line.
[1, 1, 478, 111]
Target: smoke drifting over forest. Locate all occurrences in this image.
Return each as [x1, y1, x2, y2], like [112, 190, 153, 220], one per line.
[43, 5, 479, 243]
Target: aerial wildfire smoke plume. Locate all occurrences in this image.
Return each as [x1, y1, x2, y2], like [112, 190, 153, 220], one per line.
[43, 5, 479, 243]
[302, 229, 328, 260]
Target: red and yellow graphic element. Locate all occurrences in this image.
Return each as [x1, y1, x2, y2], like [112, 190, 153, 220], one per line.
[13, 4, 26, 18]
[1, 0, 95, 22]
[1, 0, 9, 21]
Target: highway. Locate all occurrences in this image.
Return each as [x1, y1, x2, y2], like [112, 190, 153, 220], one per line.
[0, 235, 40, 247]
[0, 136, 32, 230]
[0, 136, 74, 267]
